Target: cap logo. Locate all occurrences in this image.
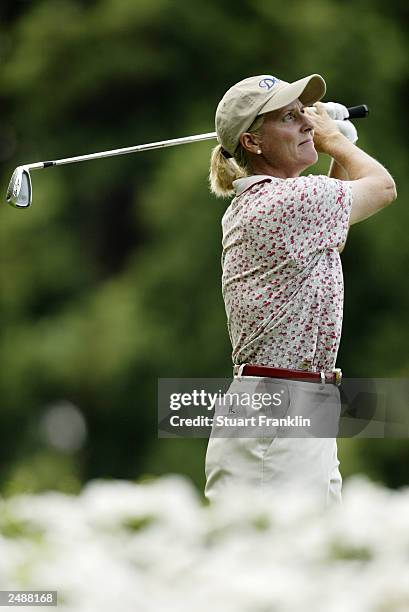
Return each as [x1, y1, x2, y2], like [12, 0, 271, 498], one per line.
[259, 76, 279, 90]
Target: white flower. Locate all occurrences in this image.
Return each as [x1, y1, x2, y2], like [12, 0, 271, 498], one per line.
[0, 474, 408, 611]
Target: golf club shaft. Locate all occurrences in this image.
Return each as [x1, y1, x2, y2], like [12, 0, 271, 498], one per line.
[26, 133, 218, 171]
[25, 105, 368, 172]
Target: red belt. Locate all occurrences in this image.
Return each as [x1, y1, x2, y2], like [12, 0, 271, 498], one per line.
[233, 364, 342, 386]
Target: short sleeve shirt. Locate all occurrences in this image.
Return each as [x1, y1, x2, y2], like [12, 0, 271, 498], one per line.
[221, 174, 353, 372]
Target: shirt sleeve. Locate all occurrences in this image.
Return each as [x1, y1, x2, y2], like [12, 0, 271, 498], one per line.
[279, 174, 353, 258]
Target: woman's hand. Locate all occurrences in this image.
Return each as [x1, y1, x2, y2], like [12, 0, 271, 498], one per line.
[304, 102, 343, 154]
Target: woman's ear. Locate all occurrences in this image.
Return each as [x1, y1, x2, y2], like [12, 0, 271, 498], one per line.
[240, 132, 261, 155]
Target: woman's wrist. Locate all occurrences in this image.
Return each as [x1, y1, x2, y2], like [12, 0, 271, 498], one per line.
[317, 131, 351, 156]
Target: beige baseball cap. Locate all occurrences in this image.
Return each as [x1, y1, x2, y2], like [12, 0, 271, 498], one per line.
[216, 74, 326, 156]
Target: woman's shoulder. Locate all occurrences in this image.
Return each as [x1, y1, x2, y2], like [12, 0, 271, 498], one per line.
[283, 174, 347, 198]
[232, 175, 276, 197]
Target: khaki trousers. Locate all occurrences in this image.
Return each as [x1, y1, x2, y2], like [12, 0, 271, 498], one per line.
[205, 376, 342, 505]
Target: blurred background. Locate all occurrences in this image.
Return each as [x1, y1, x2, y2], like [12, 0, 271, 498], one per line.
[0, 0, 408, 498]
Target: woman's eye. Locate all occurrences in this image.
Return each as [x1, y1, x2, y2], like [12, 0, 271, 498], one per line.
[284, 113, 295, 121]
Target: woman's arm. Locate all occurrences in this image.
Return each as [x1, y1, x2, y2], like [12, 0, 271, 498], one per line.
[311, 104, 396, 225]
[328, 158, 349, 180]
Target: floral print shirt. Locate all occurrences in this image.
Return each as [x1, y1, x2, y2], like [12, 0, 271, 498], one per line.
[222, 174, 353, 372]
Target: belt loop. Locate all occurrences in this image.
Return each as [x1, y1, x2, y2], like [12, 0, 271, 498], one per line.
[320, 371, 326, 388]
[234, 363, 247, 377]
[238, 363, 246, 377]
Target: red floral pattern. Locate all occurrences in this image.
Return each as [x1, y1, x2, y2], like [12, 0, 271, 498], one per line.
[222, 174, 353, 372]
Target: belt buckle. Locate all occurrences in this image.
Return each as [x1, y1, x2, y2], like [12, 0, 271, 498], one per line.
[332, 368, 342, 386]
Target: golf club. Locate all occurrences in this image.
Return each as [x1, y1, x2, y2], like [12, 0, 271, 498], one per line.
[6, 104, 368, 209]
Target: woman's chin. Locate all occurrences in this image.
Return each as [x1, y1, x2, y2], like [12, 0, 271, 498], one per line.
[306, 149, 319, 166]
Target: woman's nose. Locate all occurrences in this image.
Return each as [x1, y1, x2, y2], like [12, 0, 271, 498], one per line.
[303, 113, 314, 129]
[302, 113, 314, 130]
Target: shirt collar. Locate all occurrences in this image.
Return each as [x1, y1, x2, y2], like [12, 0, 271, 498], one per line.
[232, 175, 274, 197]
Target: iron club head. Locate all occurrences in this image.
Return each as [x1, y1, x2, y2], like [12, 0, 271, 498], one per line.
[6, 166, 32, 208]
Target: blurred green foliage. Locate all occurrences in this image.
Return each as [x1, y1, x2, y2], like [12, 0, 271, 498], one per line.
[0, 0, 408, 496]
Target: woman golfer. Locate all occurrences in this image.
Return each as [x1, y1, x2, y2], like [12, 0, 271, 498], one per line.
[205, 73, 396, 504]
